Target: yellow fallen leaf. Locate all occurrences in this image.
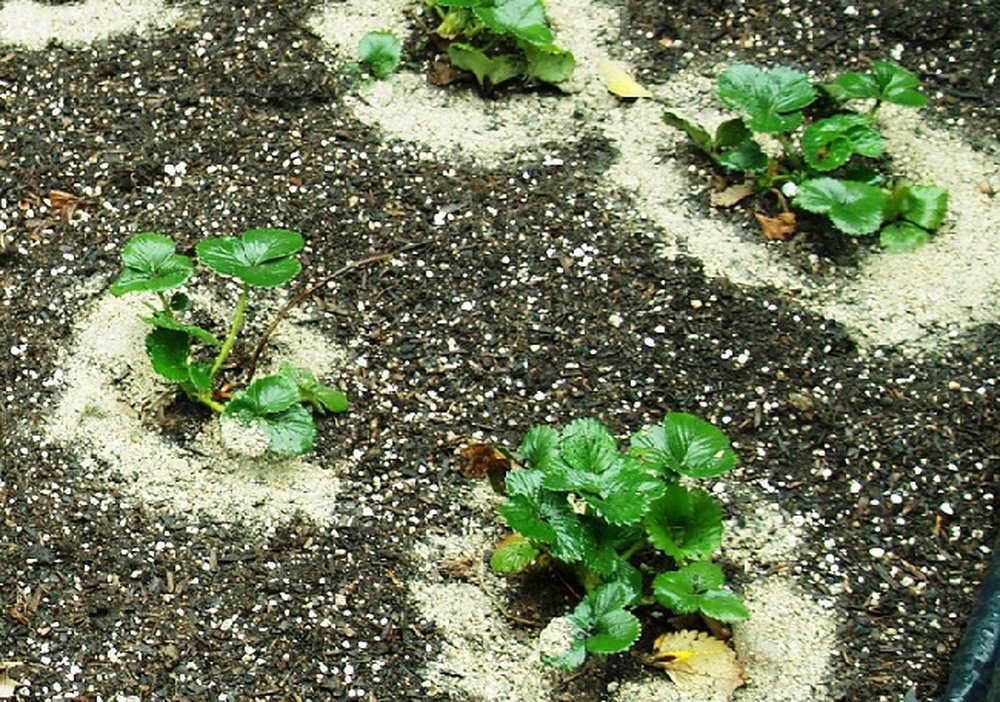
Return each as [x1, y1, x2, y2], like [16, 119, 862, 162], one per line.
[598, 60, 651, 98]
[647, 630, 744, 701]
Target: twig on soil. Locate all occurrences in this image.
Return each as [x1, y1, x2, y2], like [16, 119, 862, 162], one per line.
[246, 240, 431, 382]
[499, 607, 543, 628]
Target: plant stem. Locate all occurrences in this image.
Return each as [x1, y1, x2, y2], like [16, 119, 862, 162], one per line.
[210, 281, 249, 381]
[619, 539, 646, 563]
[198, 394, 226, 413]
[156, 291, 176, 321]
[775, 133, 804, 172]
[244, 240, 430, 382]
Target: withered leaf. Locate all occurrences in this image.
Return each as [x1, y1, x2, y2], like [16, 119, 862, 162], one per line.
[710, 183, 755, 208]
[429, 57, 465, 86]
[459, 442, 511, 494]
[647, 629, 744, 700]
[48, 189, 84, 222]
[754, 211, 797, 241]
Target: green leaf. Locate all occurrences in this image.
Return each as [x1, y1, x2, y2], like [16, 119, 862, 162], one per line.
[879, 222, 930, 252]
[582, 518, 641, 577]
[543, 637, 587, 670]
[539, 614, 589, 670]
[436, 0, 488, 7]
[448, 43, 525, 88]
[110, 232, 194, 296]
[663, 111, 714, 156]
[653, 562, 748, 621]
[490, 533, 540, 574]
[187, 361, 213, 394]
[825, 62, 926, 108]
[896, 184, 948, 230]
[141, 309, 220, 346]
[279, 363, 348, 414]
[522, 41, 575, 84]
[644, 484, 723, 564]
[358, 31, 401, 79]
[823, 71, 879, 102]
[871, 61, 927, 107]
[558, 418, 619, 474]
[651, 571, 700, 614]
[714, 118, 752, 150]
[473, 0, 552, 46]
[793, 178, 887, 236]
[498, 470, 594, 563]
[586, 608, 641, 654]
[698, 589, 750, 622]
[568, 583, 640, 655]
[170, 292, 190, 311]
[718, 139, 769, 173]
[144, 328, 191, 382]
[223, 375, 315, 456]
[196, 228, 304, 288]
[576, 456, 667, 526]
[801, 114, 883, 171]
[630, 412, 737, 479]
[519, 425, 560, 472]
[716, 64, 816, 133]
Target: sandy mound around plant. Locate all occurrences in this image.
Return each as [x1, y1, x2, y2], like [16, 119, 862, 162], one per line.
[44, 284, 350, 530]
[409, 483, 837, 702]
[310, 0, 999, 354]
[0, 0, 187, 49]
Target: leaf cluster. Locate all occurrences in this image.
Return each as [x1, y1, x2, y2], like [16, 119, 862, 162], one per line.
[358, 31, 402, 79]
[489, 414, 747, 669]
[424, 0, 574, 92]
[664, 61, 948, 251]
[109, 229, 348, 457]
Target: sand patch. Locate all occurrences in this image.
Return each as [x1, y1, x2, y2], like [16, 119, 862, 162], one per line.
[44, 285, 350, 530]
[310, 0, 999, 353]
[0, 0, 186, 49]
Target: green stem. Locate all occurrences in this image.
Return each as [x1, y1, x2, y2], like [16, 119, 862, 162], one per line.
[775, 133, 804, 172]
[198, 394, 226, 413]
[619, 539, 646, 563]
[156, 291, 176, 321]
[209, 281, 249, 381]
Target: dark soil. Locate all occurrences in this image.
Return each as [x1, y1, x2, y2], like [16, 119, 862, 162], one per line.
[0, 1, 996, 701]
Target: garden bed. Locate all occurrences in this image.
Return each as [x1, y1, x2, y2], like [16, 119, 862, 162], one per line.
[0, 0, 997, 700]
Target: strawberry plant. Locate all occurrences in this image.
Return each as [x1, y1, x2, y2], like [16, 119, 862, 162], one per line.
[664, 61, 948, 252]
[422, 0, 574, 92]
[358, 31, 402, 79]
[484, 414, 747, 669]
[109, 229, 348, 457]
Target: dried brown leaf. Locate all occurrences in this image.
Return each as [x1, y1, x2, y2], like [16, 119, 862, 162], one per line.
[754, 211, 797, 241]
[48, 189, 83, 221]
[459, 443, 509, 479]
[710, 183, 755, 208]
[429, 57, 465, 86]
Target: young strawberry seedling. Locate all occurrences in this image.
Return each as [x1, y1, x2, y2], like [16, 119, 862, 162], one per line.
[664, 61, 948, 252]
[483, 414, 747, 669]
[422, 0, 574, 92]
[109, 228, 348, 457]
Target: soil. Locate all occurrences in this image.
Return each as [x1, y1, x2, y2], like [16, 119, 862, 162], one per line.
[0, 1, 997, 701]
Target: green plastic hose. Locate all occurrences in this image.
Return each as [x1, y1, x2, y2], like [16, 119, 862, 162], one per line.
[941, 533, 1000, 702]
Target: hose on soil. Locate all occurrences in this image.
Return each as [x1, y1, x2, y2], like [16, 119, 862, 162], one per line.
[940, 532, 1000, 702]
